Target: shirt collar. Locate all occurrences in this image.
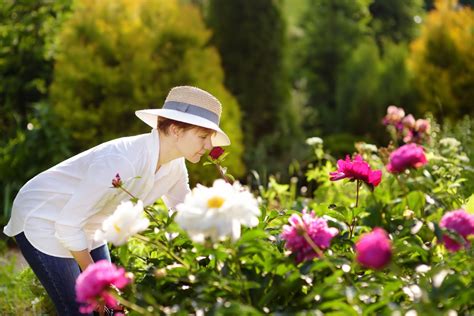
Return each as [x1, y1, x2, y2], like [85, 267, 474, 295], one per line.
[150, 128, 173, 180]
[149, 128, 159, 176]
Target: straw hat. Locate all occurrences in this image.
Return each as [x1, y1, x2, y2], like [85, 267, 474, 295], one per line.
[135, 86, 230, 146]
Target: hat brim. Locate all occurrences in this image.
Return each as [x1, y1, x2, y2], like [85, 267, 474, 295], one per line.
[135, 109, 231, 146]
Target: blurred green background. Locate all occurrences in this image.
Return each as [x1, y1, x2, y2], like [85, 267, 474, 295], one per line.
[1, 0, 473, 224]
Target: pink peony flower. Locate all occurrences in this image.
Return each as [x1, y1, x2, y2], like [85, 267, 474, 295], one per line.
[383, 105, 405, 127]
[439, 209, 474, 252]
[415, 119, 430, 134]
[111, 173, 122, 188]
[209, 146, 225, 160]
[355, 228, 392, 269]
[75, 260, 131, 314]
[386, 144, 428, 173]
[329, 155, 382, 189]
[281, 210, 338, 263]
[402, 114, 416, 129]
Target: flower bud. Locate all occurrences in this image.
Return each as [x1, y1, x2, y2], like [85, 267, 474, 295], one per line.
[112, 173, 122, 188]
[209, 147, 225, 160]
[356, 228, 392, 269]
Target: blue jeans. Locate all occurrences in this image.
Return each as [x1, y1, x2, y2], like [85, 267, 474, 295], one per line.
[15, 232, 111, 316]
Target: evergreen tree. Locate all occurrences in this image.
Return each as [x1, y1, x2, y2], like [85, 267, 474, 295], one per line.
[298, 0, 372, 135]
[335, 39, 415, 143]
[207, 0, 302, 175]
[369, 0, 425, 47]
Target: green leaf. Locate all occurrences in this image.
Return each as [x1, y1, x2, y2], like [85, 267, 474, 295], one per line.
[320, 299, 358, 315]
[237, 229, 268, 245]
[352, 206, 369, 219]
[465, 193, 474, 214]
[117, 245, 130, 266]
[405, 191, 426, 217]
[325, 210, 349, 224]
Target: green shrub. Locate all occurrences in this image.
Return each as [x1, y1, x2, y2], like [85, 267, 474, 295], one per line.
[50, 0, 244, 183]
[0, 102, 71, 223]
[408, 0, 474, 120]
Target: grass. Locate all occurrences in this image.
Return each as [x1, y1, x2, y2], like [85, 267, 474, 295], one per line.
[0, 240, 54, 315]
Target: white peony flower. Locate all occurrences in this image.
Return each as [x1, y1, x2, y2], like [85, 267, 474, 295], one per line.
[94, 200, 149, 246]
[175, 179, 260, 243]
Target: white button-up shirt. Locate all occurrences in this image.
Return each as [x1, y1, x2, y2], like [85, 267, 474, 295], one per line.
[3, 129, 190, 258]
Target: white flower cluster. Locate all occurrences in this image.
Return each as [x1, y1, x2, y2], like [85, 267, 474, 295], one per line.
[305, 137, 323, 146]
[95, 200, 149, 246]
[175, 179, 260, 243]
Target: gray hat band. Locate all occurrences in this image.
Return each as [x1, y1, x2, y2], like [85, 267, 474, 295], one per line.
[163, 101, 220, 125]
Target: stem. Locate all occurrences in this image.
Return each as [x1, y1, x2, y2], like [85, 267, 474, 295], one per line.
[301, 232, 335, 274]
[355, 180, 360, 208]
[302, 232, 325, 259]
[134, 234, 190, 269]
[394, 174, 408, 194]
[348, 221, 354, 240]
[119, 186, 137, 200]
[143, 206, 161, 227]
[117, 186, 161, 226]
[113, 292, 151, 315]
[302, 231, 359, 291]
[232, 248, 251, 304]
[347, 180, 362, 239]
[215, 164, 231, 183]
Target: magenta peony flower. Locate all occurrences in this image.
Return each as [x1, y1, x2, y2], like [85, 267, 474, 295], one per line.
[439, 209, 474, 252]
[386, 144, 428, 173]
[355, 228, 392, 269]
[75, 260, 131, 314]
[281, 210, 338, 263]
[329, 155, 382, 188]
[209, 146, 225, 160]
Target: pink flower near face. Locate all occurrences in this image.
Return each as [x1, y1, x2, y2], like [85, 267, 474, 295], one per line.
[329, 155, 382, 188]
[386, 144, 428, 173]
[355, 228, 392, 269]
[439, 209, 474, 252]
[209, 146, 225, 160]
[75, 260, 131, 314]
[281, 211, 338, 263]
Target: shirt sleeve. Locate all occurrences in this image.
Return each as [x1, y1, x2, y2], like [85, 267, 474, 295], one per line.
[54, 154, 135, 251]
[162, 159, 191, 209]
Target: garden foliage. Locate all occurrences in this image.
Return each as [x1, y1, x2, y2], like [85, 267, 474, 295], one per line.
[79, 109, 474, 315]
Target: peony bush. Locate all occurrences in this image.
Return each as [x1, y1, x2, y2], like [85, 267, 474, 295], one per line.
[76, 106, 474, 315]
